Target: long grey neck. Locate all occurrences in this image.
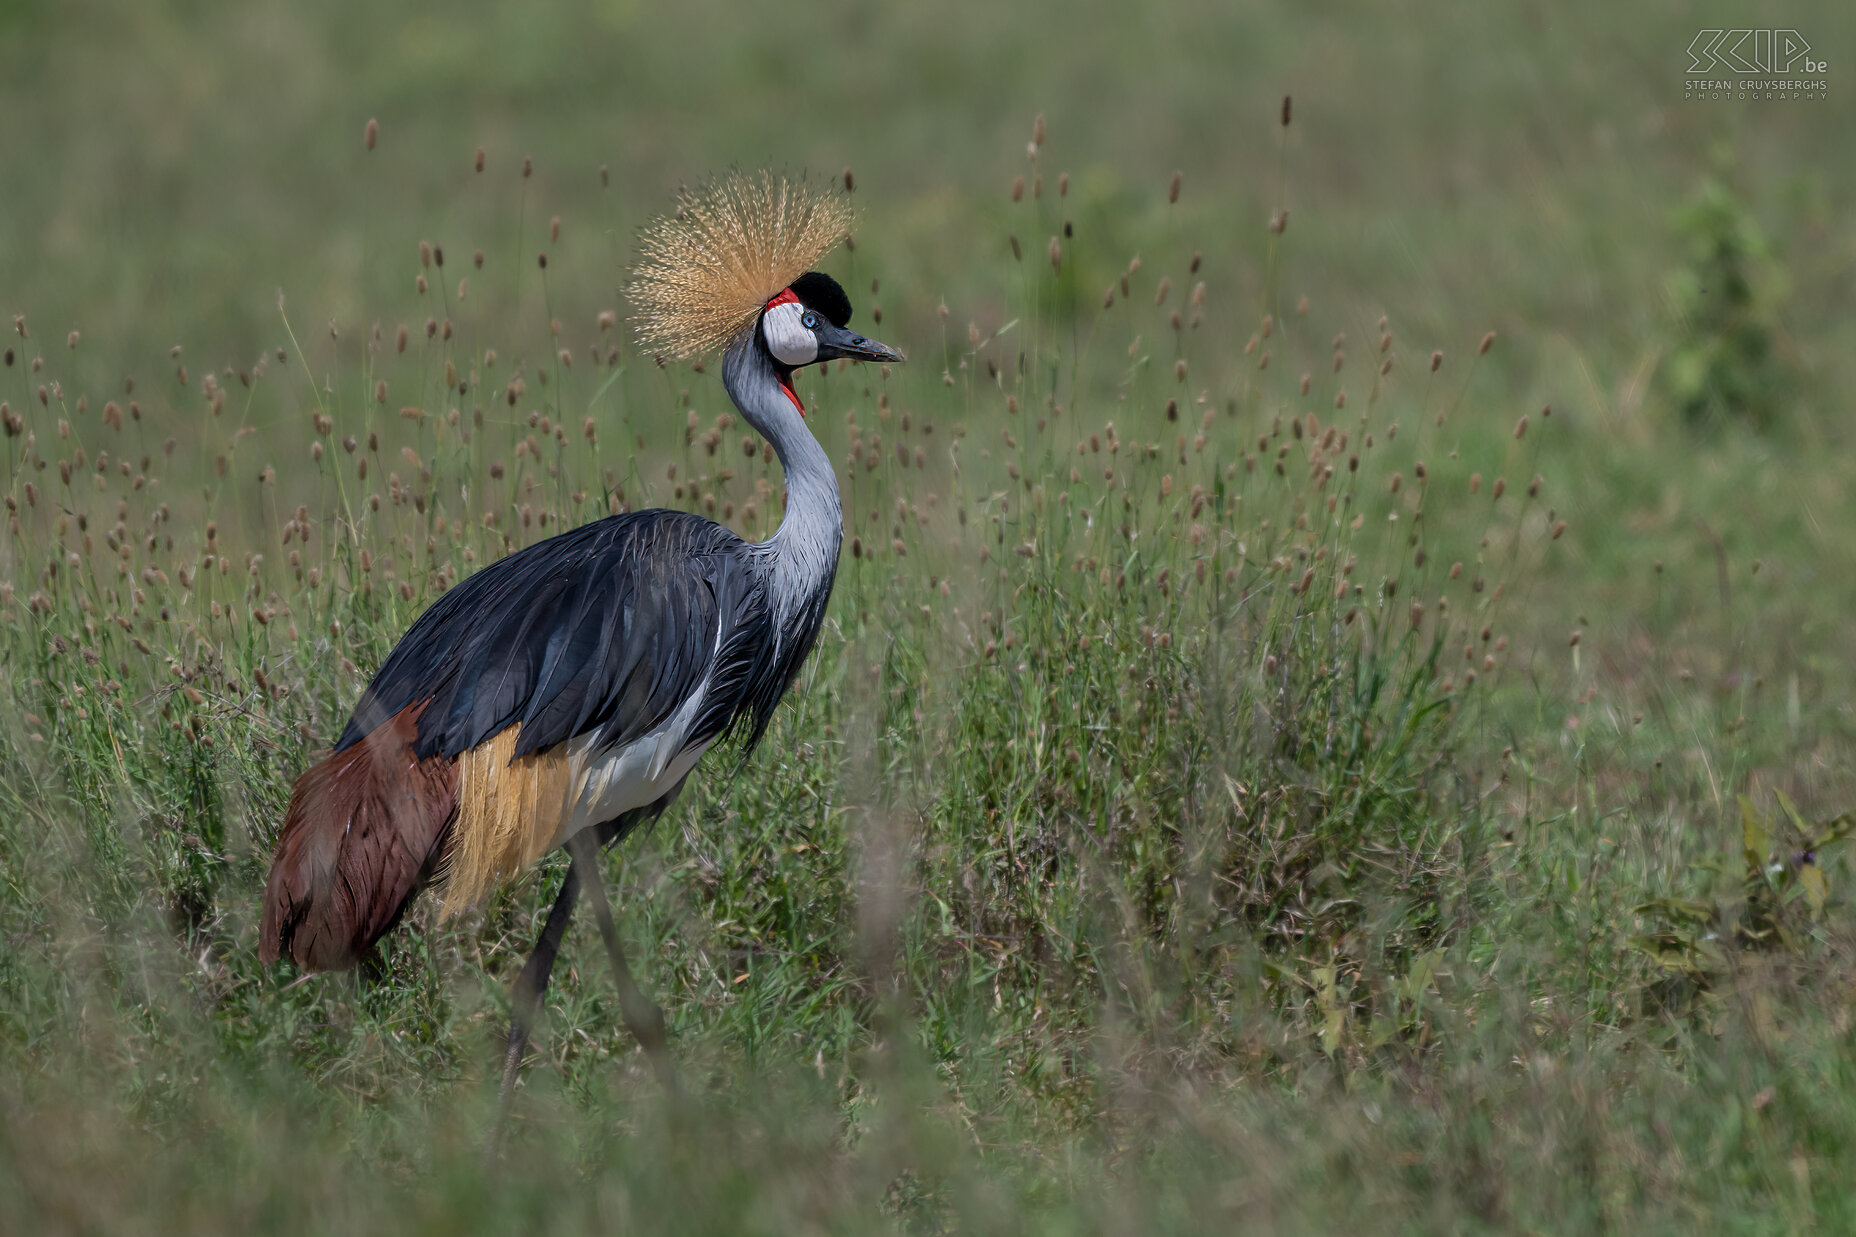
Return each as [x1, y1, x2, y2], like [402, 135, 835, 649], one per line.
[721, 335, 843, 620]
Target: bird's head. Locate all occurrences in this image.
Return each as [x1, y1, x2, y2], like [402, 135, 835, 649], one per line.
[759, 271, 904, 371]
[630, 172, 904, 424]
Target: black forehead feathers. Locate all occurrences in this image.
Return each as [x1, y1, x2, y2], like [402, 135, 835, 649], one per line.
[789, 271, 852, 328]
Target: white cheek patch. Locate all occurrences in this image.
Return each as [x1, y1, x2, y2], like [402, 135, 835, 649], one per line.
[762, 301, 818, 367]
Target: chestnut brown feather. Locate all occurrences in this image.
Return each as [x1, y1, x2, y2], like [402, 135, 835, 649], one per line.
[260, 700, 459, 971]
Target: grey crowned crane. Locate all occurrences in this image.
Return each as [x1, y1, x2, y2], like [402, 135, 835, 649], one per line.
[258, 172, 902, 1103]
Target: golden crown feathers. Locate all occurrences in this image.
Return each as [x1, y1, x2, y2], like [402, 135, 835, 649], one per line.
[628, 171, 856, 360]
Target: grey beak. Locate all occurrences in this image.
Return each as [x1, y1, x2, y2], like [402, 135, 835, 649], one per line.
[816, 320, 905, 364]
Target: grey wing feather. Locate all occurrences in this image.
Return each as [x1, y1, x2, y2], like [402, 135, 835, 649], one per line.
[335, 511, 766, 762]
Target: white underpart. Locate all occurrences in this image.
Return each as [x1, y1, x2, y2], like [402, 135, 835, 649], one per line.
[554, 615, 727, 844]
[554, 726, 714, 847]
[761, 301, 817, 367]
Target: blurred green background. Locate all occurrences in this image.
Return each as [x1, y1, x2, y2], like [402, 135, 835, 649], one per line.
[3, 0, 1848, 407]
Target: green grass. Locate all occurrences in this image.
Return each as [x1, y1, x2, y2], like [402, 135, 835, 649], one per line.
[4, 3, 1856, 1233]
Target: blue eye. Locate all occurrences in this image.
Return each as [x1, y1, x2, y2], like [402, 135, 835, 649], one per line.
[802, 312, 818, 329]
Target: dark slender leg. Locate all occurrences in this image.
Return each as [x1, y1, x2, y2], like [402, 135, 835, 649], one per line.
[487, 863, 582, 1157]
[565, 831, 681, 1098]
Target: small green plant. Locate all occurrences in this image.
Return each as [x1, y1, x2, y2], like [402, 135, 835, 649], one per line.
[1663, 175, 1794, 432]
[1631, 792, 1854, 1020]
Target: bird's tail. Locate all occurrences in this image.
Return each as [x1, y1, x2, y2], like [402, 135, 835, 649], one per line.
[260, 700, 459, 970]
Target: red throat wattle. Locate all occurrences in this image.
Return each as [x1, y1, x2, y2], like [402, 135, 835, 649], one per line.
[778, 376, 805, 417]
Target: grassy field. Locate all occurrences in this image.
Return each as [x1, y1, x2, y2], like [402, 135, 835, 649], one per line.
[3, 2, 1856, 1232]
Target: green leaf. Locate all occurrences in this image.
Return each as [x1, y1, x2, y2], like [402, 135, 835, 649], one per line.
[1400, 948, 1443, 1002]
[1320, 1001, 1345, 1056]
[1800, 862, 1827, 918]
[1633, 896, 1716, 927]
[1740, 795, 1771, 870]
[1775, 789, 1807, 836]
[1815, 810, 1856, 848]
